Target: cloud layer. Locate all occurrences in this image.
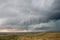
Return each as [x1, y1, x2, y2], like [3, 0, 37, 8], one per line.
[0, 0, 60, 32]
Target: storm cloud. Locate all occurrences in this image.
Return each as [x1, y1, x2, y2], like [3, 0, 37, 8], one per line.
[0, 0, 60, 32]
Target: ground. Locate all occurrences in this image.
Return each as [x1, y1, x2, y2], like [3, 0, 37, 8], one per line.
[0, 32, 60, 40]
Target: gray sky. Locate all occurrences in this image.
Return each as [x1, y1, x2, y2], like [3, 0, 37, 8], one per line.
[0, 0, 60, 32]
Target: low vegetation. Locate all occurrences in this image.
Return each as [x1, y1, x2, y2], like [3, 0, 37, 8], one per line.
[0, 32, 60, 40]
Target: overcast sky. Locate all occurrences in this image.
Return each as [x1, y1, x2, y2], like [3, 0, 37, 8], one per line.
[0, 0, 60, 32]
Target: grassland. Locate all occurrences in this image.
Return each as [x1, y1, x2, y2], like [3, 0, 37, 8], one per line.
[0, 32, 60, 40]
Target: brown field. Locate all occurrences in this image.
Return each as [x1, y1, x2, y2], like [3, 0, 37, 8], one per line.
[0, 32, 60, 40]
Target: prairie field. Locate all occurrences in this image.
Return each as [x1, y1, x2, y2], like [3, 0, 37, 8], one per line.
[0, 32, 60, 40]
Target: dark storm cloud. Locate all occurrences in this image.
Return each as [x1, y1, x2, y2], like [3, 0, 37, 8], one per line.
[49, 0, 60, 20]
[49, 11, 60, 20]
[0, 0, 60, 32]
[34, 20, 60, 32]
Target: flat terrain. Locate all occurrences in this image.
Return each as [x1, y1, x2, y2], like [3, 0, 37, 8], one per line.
[0, 32, 60, 40]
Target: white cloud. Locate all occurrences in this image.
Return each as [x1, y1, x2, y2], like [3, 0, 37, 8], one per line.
[31, 0, 54, 10]
[0, 18, 7, 25]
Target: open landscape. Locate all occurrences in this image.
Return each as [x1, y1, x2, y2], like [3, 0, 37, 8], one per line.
[0, 0, 60, 40]
[0, 32, 60, 40]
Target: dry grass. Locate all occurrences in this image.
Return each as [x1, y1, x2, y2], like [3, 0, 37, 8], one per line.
[0, 32, 60, 40]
